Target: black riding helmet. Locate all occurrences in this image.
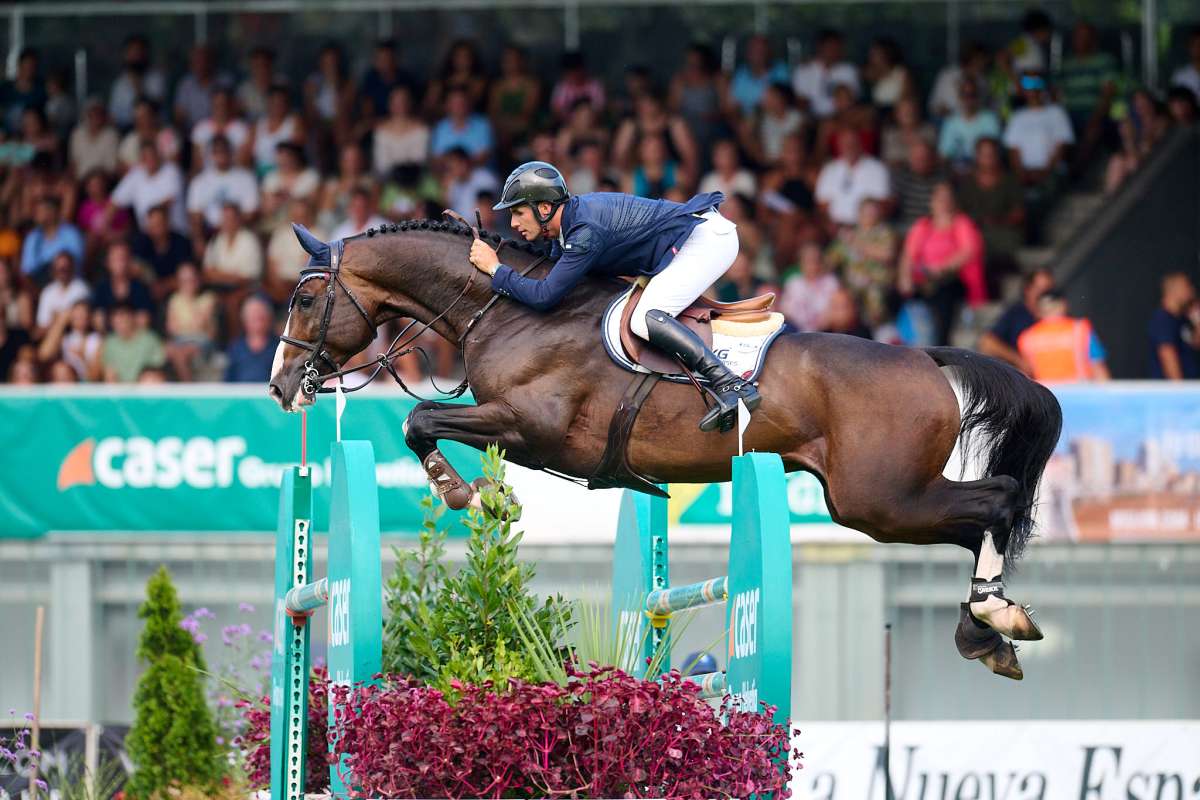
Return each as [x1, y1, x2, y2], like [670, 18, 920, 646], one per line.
[492, 161, 570, 227]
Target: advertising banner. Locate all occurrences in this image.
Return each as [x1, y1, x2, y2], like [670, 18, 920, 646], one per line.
[791, 720, 1200, 800]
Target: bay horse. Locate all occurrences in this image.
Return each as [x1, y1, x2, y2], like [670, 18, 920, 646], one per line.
[268, 220, 1062, 681]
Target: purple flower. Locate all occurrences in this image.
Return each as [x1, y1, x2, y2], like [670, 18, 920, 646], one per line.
[239, 602, 255, 613]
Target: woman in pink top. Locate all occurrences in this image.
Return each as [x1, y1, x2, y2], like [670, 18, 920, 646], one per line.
[898, 181, 985, 345]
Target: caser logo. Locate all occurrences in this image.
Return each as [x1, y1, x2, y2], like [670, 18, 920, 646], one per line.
[58, 436, 248, 490]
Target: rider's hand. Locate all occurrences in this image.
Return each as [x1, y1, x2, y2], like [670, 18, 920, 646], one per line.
[469, 238, 500, 276]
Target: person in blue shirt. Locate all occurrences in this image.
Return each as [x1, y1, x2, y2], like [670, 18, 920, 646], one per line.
[1148, 272, 1199, 380]
[430, 86, 493, 166]
[467, 161, 761, 433]
[21, 196, 84, 283]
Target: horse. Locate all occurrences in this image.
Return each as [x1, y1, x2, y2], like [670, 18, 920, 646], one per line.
[268, 219, 1063, 681]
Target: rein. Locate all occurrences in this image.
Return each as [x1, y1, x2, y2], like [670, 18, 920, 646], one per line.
[280, 224, 548, 402]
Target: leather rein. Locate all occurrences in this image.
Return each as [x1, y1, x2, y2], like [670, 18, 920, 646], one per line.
[279, 218, 547, 403]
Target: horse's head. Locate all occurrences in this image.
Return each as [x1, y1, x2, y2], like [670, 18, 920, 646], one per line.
[268, 225, 380, 411]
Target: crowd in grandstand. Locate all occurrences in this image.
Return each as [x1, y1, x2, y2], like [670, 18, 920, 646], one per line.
[0, 12, 1198, 386]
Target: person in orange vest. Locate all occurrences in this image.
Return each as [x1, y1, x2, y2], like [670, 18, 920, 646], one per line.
[1016, 290, 1110, 382]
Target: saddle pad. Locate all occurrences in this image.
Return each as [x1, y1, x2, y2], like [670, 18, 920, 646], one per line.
[602, 284, 786, 384]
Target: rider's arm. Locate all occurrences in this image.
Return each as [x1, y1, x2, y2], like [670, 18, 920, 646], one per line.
[492, 226, 599, 312]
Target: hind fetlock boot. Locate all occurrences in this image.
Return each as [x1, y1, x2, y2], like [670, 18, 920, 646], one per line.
[644, 309, 761, 432]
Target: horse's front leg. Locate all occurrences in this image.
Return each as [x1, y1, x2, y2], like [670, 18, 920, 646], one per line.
[403, 400, 527, 511]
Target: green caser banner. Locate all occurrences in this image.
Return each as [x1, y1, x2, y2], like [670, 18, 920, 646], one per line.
[0, 386, 840, 539]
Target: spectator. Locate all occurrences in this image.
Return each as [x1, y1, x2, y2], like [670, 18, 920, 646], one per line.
[48, 359, 79, 383]
[624, 135, 684, 197]
[430, 87, 494, 166]
[729, 35, 789, 117]
[1003, 72, 1073, 185]
[164, 262, 218, 382]
[0, 311, 31, 381]
[1170, 28, 1200, 101]
[1059, 22, 1120, 167]
[265, 198, 326, 303]
[815, 83, 878, 162]
[0, 259, 34, 334]
[441, 148, 498, 219]
[423, 40, 488, 118]
[320, 143, 375, 229]
[37, 300, 103, 380]
[978, 268, 1055, 373]
[0, 48, 45, 133]
[203, 204, 263, 325]
[555, 100, 609, 166]
[361, 39, 415, 122]
[42, 69, 73, 139]
[612, 93, 699, 178]
[1104, 89, 1169, 193]
[710, 250, 771, 304]
[186, 134, 259, 235]
[77, 169, 132, 261]
[237, 47, 280, 122]
[781, 242, 840, 331]
[102, 302, 165, 383]
[261, 143, 321, 224]
[108, 35, 167, 129]
[881, 96, 936, 167]
[1007, 9, 1054, 75]
[938, 81, 1001, 170]
[372, 85, 429, 177]
[564, 141, 610, 196]
[112, 140, 187, 232]
[19, 107, 59, 161]
[1017, 290, 1109, 382]
[863, 37, 915, 112]
[957, 137, 1025, 280]
[488, 46, 542, 159]
[1167, 86, 1199, 125]
[304, 43, 356, 164]
[251, 84, 304, 177]
[21, 197, 84, 281]
[760, 133, 818, 269]
[821, 287, 873, 338]
[815, 128, 892, 233]
[131, 205, 194, 291]
[68, 98, 120, 179]
[117, 98, 181, 170]
[791, 29, 860, 118]
[612, 65, 655, 123]
[329, 187, 387, 241]
[92, 241, 155, 326]
[35, 253, 90, 335]
[929, 42, 991, 119]
[1148, 272, 1199, 380]
[749, 82, 805, 166]
[9, 354, 39, 384]
[699, 139, 756, 197]
[191, 88, 251, 170]
[825, 198, 897, 329]
[224, 294, 279, 383]
[670, 44, 727, 157]
[892, 138, 947, 233]
[898, 181, 985, 345]
[174, 45, 226, 131]
[550, 52, 606, 121]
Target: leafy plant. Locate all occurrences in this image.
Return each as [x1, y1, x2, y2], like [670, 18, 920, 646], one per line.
[124, 566, 225, 799]
[42, 753, 127, 800]
[381, 445, 574, 692]
[332, 666, 795, 799]
[237, 665, 331, 796]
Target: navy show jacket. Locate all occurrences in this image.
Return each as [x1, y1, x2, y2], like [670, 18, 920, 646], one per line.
[490, 190, 725, 311]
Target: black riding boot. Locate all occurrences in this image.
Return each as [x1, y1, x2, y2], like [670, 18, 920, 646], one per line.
[644, 309, 762, 432]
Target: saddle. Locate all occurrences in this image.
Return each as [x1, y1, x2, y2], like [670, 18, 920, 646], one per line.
[603, 279, 786, 382]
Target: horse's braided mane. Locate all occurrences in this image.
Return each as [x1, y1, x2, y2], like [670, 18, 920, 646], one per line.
[359, 218, 544, 257]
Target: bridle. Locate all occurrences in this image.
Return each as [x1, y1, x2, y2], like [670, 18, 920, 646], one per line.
[279, 222, 546, 402]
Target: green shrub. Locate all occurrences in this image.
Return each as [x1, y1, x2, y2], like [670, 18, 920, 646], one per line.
[382, 446, 573, 691]
[124, 566, 225, 799]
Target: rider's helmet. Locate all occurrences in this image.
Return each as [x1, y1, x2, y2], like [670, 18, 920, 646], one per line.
[493, 161, 570, 227]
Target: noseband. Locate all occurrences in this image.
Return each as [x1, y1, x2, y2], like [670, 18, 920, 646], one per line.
[279, 224, 547, 401]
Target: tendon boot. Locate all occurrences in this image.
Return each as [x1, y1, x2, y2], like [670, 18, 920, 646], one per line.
[644, 309, 761, 432]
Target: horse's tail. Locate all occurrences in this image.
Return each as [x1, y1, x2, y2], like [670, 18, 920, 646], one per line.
[923, 347, 1063, 563]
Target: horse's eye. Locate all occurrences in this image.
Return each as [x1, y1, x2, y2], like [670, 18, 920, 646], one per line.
[298, 295, 314, 310]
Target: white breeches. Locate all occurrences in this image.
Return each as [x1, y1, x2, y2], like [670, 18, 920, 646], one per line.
[629, 209, 740, 340]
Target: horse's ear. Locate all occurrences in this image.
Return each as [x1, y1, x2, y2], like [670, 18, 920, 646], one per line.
[292, 223, 330, 263]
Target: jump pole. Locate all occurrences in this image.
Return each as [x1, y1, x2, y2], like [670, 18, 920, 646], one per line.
[270, 441, 382, 800]
[612, 451, 793, 726]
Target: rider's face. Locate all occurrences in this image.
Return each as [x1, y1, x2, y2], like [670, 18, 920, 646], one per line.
[509, 203, 556, 241]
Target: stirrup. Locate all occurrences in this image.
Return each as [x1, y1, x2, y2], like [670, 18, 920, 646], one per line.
[698, 381, 760, 433]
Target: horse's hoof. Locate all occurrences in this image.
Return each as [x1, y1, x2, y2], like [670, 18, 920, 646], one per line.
[979, 640, 1023, 681]
[971, 599, 1044, 642]
[424, 451, 473, 510]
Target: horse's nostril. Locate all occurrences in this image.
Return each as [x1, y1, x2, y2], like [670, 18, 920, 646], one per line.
[268, 384, 283, 401]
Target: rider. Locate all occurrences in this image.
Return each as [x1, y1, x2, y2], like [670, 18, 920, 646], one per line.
[468, 161, 761, 432]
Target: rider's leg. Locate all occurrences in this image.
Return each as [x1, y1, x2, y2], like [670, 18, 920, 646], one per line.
[630, 210, 761, 432]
